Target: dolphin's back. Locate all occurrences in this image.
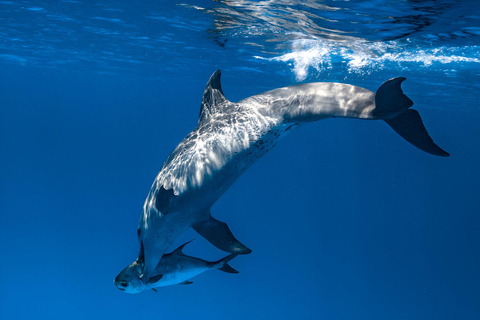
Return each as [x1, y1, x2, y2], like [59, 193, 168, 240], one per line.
[241, 82, 376, 122]
[153, 76, 373, 198]
[155, 81, 375, 197]
[153, 72, 448, 199]
[153, 100, 288, 198]
[242, 77, 448, 157]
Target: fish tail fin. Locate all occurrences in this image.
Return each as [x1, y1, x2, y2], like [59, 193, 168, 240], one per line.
[215, 253, 239, 274]
[374, 78, 450, 157]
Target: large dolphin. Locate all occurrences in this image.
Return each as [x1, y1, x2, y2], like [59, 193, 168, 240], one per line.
[121, 70, 449, 282]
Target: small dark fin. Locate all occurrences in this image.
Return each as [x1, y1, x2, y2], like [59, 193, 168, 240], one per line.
[155, 186, 176, 214]
[146, 274, 163, 284]
[192, 215, 252, 255]
[374, 77, 413, 119]
[198, 70, 228, 124]
[137, 240, 145, 264]
[384, 109, 450, 157]
[217, 253, 239, 274]
[152, 288, 158, 292]
[170, 240, 195, 256]
[179, 280, 193, 285]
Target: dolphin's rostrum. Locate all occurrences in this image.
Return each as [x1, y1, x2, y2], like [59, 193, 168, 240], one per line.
[116, 70, 449, 285]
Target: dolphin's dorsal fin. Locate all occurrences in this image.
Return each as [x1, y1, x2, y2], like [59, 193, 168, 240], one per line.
[171, 239, 194, 256]
[199, 70, 228, 124]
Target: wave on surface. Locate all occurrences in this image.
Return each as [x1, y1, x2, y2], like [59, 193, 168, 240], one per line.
[255, 39, 480, 81]
[197, 0, 480, 80]
[0, 0, 478, 80]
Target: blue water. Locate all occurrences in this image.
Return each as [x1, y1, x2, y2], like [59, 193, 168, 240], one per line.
[1, 1, 479, 319]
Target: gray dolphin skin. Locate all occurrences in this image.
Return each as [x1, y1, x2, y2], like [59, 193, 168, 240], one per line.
[114, 241, 238, 293]
[118, 70, 449, 284]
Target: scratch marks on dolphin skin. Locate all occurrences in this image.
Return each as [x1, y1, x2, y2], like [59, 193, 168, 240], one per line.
[154, 103, 279, 196]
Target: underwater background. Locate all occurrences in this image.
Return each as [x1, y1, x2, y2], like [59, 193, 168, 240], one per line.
[1, 0, 479, 319]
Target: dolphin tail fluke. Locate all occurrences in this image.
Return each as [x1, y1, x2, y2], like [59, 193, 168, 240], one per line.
[384, 109, 450, 157]
[375, 78, 449, 157]
[215, 253, 239, 274]
[374, 77, 413, 118]
[192, 214, 252, 255]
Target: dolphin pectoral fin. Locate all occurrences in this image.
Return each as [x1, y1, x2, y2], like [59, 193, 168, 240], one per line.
[179, 280, 193, 285]
[192, 216, 252, 254]
[384, 109, 450, 157]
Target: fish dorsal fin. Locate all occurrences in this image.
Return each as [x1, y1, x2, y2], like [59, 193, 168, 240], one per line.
[171, 239, 195, 256]
[199, 70, 228, 124]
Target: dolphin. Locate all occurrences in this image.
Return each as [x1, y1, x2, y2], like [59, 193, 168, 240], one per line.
[114, 240, 238, 293]
[123, 70, 449, 282]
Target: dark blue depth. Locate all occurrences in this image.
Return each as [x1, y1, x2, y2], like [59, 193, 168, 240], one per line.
[1, 1, 479, 319]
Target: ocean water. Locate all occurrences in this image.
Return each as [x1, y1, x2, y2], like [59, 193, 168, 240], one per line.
[1, 0, 479, 319]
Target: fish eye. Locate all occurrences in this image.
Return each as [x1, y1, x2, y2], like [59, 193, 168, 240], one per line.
[119, 280, 128, 288]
